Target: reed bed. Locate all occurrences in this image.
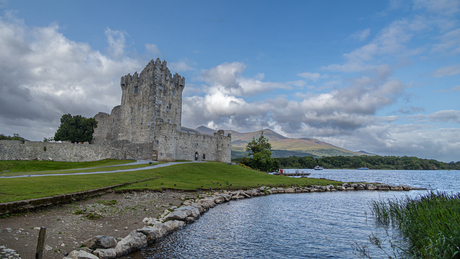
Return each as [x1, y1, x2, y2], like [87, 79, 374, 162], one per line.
[371, 191, 460, 258]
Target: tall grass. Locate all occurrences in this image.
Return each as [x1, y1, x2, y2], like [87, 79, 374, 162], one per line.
[371, 191, 460, 258]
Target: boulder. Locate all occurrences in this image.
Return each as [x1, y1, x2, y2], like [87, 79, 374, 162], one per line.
[284, 188, 295, 193]
[82, 235, 117, 249]
[68, 250, 99, 259]
[402, 185, 412, 191]
[376, 184, 390, 191]
[143, 217, 161, 226]
[390, 185, 403, 191]
[93, 248, 117, 259]
[115, 231, 148, 256]
[336, 186, 345, 191]
[164, 220, 185, 232]
[365, 184, 377, 190]
[136, 226, 163, 242]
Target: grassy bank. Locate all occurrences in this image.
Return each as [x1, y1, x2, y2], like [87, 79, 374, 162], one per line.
[0, 162, 342, 203]
[0, 159, 136, 173]
[370, 192, 460, 258]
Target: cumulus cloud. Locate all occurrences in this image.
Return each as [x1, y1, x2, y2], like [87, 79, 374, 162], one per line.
[200, 62, 300, 96]
[0, 15, 143, 140]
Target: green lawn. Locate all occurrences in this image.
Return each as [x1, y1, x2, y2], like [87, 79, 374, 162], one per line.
[0, 163, 154, 177]
[0, 162, 343, 203]
[0, 159, 136, 173]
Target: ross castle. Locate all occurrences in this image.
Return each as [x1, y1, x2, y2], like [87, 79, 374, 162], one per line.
[0, 59, 231, 163]
[92, 58, 232, 162]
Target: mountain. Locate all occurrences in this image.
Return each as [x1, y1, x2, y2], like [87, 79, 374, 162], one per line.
[195, 126, 365, 159]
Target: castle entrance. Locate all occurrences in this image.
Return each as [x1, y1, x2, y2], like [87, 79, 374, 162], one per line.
[195, 152, 198, 161]
[152, 150, 158, 161]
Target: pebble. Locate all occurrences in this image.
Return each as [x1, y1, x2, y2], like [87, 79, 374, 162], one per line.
[0, 245, 22, 259]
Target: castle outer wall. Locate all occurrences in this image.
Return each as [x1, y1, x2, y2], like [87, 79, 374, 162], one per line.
[0, 140, 123, 162]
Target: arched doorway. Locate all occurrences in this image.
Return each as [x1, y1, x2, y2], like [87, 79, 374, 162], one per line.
[195, 152, 199, 161]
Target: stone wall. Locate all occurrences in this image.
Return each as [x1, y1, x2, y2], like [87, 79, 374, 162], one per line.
[176, 130, 231, 163]
[0, 140, 124, 162]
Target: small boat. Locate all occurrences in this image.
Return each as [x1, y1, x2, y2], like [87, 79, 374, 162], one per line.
[356, 167, 369, 170]
[314, 165, 323, 170]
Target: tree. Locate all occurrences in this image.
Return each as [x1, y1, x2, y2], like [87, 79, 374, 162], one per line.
[54, 114, 98, 143]
[0, 133, 28, 143]
[242, 131, 279, 172]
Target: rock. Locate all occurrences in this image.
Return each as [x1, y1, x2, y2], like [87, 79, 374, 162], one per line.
[115, 231, 148, 256]
[336, 186, 345, 191]
[82, 235, 117, 249]
[365, 184, 377, 190]
[402, 185, 412, 191]
[143, 217, 161, 226]
[357, 184, 365, 190]
[376, 184, 390, 190]
[163, 220, 185, 232]
[136, 227, 163, 242]
[5, 228, 12, 233]
[390, 185, 403, 191]
[285, 188, 295, 193]
[68, 250, 99, 259]
[93, 248, 117, 259]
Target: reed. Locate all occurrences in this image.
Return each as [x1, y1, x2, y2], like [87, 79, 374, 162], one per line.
[371, 191, 460, 258]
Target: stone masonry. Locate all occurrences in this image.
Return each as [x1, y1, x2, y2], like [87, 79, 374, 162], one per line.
[92, 58, 231, 162]
[0, 59, 231, 163]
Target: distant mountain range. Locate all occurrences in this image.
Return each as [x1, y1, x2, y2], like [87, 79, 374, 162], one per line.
[190, 126, 369, 159]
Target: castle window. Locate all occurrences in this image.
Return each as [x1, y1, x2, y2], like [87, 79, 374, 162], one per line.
[175, 108, 177, 114]
[172, 90, 175, 96]
[131, 119, 133, 125]
[141, 118, 143, 124]
[112, 119, 114, 122]
[131, 107, 133, 114]
[167, 119, 171, 123]
[133, 86, 139, 94]
[156, 140, 159, 145]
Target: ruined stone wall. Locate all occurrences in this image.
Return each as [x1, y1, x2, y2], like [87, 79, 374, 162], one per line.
[176, 130, 231, 163]
[0, 140, 124, 162]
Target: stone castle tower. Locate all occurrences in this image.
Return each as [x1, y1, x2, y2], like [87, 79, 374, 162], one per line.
[92, 58, 231, 162]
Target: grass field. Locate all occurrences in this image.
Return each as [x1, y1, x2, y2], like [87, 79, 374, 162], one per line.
[0, 161, 342, 203]
[0, 159, 136, 173]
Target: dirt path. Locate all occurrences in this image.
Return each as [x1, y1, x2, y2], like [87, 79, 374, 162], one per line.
[0, 190, 197, 259]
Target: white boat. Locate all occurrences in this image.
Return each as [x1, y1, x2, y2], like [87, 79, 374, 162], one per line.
[314, 165, 323, 170]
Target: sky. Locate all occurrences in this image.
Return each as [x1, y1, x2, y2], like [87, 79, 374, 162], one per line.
[0, 0, 459, 162]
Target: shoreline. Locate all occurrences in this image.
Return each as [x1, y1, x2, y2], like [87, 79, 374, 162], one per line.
[54, 183, 419, 258]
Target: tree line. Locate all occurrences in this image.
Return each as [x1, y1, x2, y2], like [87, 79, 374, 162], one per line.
[276, 155, 460, 170]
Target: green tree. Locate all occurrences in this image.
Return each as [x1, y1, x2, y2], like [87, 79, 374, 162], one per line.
[54, 114, 98, 143]
[0, 133, 28, 143]
[242, 131, 279, 172]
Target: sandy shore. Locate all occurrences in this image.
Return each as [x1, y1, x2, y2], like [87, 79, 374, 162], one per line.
[0, 190, 195, 259]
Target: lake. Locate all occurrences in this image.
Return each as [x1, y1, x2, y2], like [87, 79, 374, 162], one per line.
[123, 169, 460, 258]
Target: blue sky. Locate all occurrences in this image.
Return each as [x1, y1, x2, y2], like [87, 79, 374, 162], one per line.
[0, 0, 459, 161]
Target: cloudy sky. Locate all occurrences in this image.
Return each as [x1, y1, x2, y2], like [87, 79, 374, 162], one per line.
[0, 0, 459, 162]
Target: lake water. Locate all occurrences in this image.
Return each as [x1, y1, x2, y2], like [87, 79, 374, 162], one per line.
[123, 169, 460, 259]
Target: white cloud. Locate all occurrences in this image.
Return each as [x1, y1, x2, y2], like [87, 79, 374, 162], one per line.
[200, 62, 300, 96]
[169, 59, 195, 72]
[297, 72, 328, 82]
[432, 28, 460, 56]
[105, 28, 127, 58]
[409, 110, 460, 123]
[435, 85, 460, 92]
[0, 15, 143, 140]
[145, 43, 161, 56]
[433, 64, 460, 77]
[349, 28, 371, 41]
[413, 0, 460, 16]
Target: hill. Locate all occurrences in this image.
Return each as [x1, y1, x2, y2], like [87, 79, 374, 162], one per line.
[195, 126, 364, 159]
